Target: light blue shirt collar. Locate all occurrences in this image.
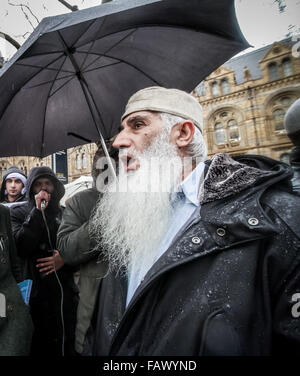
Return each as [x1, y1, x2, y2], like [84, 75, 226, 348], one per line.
[180, 162, 205, 207]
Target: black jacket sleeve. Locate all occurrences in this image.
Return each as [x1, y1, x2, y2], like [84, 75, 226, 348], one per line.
[10, 204, 45, 258]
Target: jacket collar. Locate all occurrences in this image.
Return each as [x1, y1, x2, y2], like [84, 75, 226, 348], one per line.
[200, 153, 274, 204]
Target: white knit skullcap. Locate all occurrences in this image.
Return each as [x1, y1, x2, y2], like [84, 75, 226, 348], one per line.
[121, 86, 203, 133]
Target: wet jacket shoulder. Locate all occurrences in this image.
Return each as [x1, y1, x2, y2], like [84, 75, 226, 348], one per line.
[0, 204, 33, 355]
[57, 188, 100, 266]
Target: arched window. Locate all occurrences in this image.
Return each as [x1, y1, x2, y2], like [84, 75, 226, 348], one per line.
[273, 108, 285, 131]
[212, 110, 242, 147]
[228, 119, 240, 141]
[82, 153, 87, 169]
[221, 78, 230, 95]
[76, 154, 82, 170]
[215, 123, 226, 145]
[282, 58, 292, 77]
[211, 82, 220, 97]
[268, 62, 278, 81]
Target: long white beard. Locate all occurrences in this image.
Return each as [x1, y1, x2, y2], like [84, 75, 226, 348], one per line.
[90, 130, 183, 276]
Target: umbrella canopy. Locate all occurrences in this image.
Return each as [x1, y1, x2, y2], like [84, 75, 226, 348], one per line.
[60, 175, 93, 206]
[0, 0, 249, 158]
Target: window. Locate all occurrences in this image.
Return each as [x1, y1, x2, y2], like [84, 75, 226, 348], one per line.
[19, 161, 27, 177]
[215, 123, 226, 145]
[221, 78, 230, 95]
[0, 161, 7, 180]
[76, 154, 82, 170]
[213, 111, 241, 146]
[280, 97, 291, 106]
[195, 82, 206, 96]
[282, 58, 292, 77]
[211, 82, 220, 97]
[273, 108, 285, 131]
[270, 95, 299, 133]
[82, 153, 87, 169]
[228, 119, 240, 141]
[268, 62, 278, 81]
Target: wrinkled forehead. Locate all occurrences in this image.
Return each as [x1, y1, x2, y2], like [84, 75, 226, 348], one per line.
[121, 110, 161, 127]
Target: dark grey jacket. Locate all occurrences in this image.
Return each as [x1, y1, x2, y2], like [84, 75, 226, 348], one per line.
[57, 188, 108, 354]
[87, 153, 300, 356]
[0, 204, 33, 355]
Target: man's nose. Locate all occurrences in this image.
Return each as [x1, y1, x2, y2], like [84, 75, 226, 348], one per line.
[113, 130, 131, 150]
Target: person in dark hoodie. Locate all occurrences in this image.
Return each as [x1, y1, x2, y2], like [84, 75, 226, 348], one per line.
[86, 87, 300, 356]
[0, 165, 27, 206]
[10, 166, 78, 356]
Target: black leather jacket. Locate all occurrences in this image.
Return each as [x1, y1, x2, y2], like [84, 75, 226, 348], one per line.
[86, 154, 300, 356]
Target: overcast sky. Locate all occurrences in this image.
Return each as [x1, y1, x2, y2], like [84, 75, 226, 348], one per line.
[0, 0, 300, 60]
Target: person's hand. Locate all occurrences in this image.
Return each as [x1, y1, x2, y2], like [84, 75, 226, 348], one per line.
[35, 189, 51, 211]
[36, 250, 64, 275]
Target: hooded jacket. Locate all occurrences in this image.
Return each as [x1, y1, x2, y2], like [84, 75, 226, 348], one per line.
[86, 153, 300, 356]
[10, 166, 78, 355]
[0, 165, 27, 203]
[10, 166, 66, 284]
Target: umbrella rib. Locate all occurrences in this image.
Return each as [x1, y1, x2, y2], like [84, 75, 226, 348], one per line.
[40, 54, 68, 157]
[0, 53, 65, 126]
[83, 61, 121, 74]
[15, 62, 74, 74]
[80, 28, 137, 73]
[78, 18, 107, 71]
[77, 50, 162, 85]
[49, 76, 75, 98]
[57, 30, 109, 139]
[22, 73, 75, 91]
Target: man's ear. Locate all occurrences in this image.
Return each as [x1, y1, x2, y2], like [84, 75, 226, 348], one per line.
[171, 121, 195, 148]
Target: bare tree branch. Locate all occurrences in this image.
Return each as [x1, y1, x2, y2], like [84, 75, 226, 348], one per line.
[8, 1, 39, 30]
[274, 0, 287, 13]
[8, 1, 40, 23]
[58, 0, 79, 12]
[0, 31, 20, 49]
[14, 31, 31, 39]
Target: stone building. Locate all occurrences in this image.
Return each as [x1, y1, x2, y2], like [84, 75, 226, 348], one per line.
[193, 37, 300, 162]
[0, 37, 299, 183]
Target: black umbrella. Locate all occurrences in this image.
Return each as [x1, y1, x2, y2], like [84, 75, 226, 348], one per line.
[0, 0, 249, 160]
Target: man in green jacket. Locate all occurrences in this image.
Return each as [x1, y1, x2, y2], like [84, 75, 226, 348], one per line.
[57, 142, 117, 354]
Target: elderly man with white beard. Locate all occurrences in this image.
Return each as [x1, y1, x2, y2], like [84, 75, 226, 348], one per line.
[85, 87, 300, 356]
